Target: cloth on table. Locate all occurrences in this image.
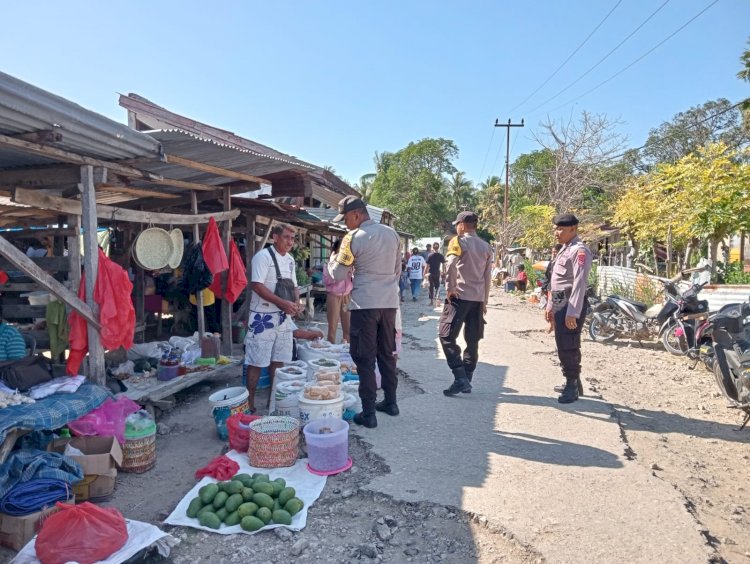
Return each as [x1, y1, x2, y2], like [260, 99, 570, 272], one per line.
[27, 375, 85, 400]
[0, 478, 72, 515]
[0, 382, 110, 448]
[45, 301, 69, 360]
[0, 449, 82, 499]
[194, 455, 239, 481]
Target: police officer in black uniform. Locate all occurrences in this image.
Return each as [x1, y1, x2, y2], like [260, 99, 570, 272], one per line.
[544, 214, 592, 403]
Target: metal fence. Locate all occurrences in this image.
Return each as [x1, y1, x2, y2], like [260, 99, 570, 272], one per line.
[597, 266, 750, 312]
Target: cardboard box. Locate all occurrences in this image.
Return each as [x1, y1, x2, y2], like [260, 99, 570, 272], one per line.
[0, 497, 74, 551]
[48, 436, 123, 500]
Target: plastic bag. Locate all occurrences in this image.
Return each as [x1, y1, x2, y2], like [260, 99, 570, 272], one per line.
[180, 243, 213, 294]
[36, 501, 128, 564]
[68, 397, 140, 444]
[227, 413, 262, 452]
[194, 454, 239, 481]
[125, 409, 155, 433]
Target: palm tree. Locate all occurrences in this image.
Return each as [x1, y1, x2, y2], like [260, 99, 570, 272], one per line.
[446, 171, 475, 214]
[358, 173, 377, 202]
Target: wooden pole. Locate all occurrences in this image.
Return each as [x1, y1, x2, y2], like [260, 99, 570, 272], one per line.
[133, 228, 145, 343]
[221, 186, 232, 355]
[80, 165, 106, 383]
[191, 191, 206, 338]
[67, 214, 81, 299]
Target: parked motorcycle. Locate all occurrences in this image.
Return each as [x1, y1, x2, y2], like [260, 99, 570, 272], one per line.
[702, 301, 750, 430]
[658, 279, 710, 356]
[589, 267, 708, 349]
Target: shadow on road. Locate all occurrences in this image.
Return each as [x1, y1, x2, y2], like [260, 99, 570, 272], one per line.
[492, 430, 623, 468]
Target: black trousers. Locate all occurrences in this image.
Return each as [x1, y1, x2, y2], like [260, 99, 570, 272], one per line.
[350, 308, 398, 414]
[553, 302, 587, 379]
[428, 275, 441, 300]
[438, 298, 484, 377]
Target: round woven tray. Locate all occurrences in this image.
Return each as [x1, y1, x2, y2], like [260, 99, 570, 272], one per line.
[168, 228, 184, 269]
[247, 416, 300, 468]
[134, 228, 173, 270]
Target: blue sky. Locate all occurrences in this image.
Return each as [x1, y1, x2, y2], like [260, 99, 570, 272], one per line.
[2, 1, 748, 187]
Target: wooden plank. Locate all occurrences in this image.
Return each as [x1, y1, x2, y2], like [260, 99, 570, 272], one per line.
[67, 214, 81, 299]
[0, 227, 77, 239]
[11, 130, 63, 144]
[96, 183, 179, 200]
[12, 187, 240, 225]
[81, 166, 106, 384]
[0, 134, 222, 193]
[0, 256, 70, 271]
[120, 361, 240, 403]
[165, 154, 268, 186]
[0, 305, 47, 318]
[0, 235, 98, 328]
[0, 166, 80, 188]
[221, 186, 232, 355]
[192, 191, 206, 337]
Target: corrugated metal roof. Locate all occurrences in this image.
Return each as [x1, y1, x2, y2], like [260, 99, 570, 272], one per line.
[0, 71, 161, 169]
[311, 205, 385, 225]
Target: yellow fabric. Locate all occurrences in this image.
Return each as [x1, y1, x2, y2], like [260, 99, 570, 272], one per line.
[190, 288, 215, 306]
[446, 236, 462, 257]
[337, 232, 355, 266]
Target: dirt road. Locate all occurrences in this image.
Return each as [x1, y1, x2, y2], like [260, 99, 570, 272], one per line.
[3, 289, 747, 563]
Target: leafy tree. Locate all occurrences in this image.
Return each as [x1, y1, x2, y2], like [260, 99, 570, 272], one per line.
[640, 98, 749, 167]
[357, 173, 376, 203]
[508, 149, 555, 210]
[738, 38, 750, 112]
[368, 138, 457, 237]
[517, 205, 556, 252]
[446, 171, 476, 216]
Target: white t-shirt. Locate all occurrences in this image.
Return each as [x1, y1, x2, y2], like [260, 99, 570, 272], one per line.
[250, 246, 298, 313]
[407, 255, 426, 280]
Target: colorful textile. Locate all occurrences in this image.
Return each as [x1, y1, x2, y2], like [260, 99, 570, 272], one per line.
[0, 478, 72, 515]
[0, 382, 110, 446]
[46, 300, 69, 359]
[0, 450, 83, 499]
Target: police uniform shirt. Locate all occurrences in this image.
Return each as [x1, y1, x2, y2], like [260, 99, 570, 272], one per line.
[548, 235, 592, 317]
[445, 233, 493, 303]
[327, 219, 401, 310]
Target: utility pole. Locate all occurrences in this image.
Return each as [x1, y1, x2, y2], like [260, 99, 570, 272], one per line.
[494, 118, 524, 226]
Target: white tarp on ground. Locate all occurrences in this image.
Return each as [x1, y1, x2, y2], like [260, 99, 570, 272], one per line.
[12, 519, 178, 564]
[164, 450, 326, 535]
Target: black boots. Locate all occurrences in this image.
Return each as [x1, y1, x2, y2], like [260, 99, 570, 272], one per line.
[444, 367, 472, 396]
[557, 378, 580, 404]
[353, 412, 377, 428]
[462, 371, 474, 394]
[553, 379, 584, 395]
[375, 400, 400, 416]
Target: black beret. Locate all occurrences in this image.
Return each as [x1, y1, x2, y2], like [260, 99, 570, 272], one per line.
[553, 213, 579, 226]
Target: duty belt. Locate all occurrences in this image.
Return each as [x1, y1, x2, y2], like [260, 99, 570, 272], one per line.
[551, 289, 571, 300]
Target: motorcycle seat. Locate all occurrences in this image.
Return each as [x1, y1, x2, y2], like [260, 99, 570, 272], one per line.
[610, 295, 648, 311]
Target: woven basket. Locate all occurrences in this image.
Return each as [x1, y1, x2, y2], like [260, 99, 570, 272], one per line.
[121, 430, 157, 474]
[247, 416, 300, 468]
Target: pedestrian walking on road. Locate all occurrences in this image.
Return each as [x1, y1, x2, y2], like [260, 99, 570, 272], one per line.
[439, 211, 493, 396]
[327, 196, 401, 428]
[426, 241, 446, 306]
[406, 248, 426, 301]
[545, 214, 593, 403]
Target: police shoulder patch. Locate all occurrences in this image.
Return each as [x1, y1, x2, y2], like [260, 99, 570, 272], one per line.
[446, 236, 462, 257]
[576, 247, 587, 266]
[337, 232, 355, 266]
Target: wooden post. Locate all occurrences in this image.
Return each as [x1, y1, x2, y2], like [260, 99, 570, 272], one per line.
[80, 165, 106, 384]
[67, 214, 81, 296]
[134, 228, 145, 343]
[191, 191, 206, 338]
[221, 186, 232, 355]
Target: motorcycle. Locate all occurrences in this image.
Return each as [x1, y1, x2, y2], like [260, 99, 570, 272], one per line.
[589, 267, 708, 349]
[658, 280, 710, 356]
[702, 301, 750, 430]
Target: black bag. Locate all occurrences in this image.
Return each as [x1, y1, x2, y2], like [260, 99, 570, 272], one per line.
[180, 243, 213, 294]
[267, 248, 296, 302]
[0, 354, 54, 391]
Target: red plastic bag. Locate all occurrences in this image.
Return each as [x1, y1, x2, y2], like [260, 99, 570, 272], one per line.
[227, 412, 261, 452]
[202, 216, 229, 275]
[36, 502, 128, 564]
[209, 240, 248, 303]
[66, 277, 88, 376]
[68, 397, 140, 444]
[195, 454, 239, 481]
[94, 248, 135, 351]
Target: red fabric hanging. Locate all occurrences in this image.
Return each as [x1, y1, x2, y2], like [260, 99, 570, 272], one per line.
[94, 249, 135, 351]
[209, 240, 247, 303]
[66, 278, 88, 376]
[202, 217, 229, 275]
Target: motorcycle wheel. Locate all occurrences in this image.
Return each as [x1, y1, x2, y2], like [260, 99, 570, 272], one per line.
[589, 316, 616, 342]
[661, 323, 689, 356]
[713, 358, 739, 403]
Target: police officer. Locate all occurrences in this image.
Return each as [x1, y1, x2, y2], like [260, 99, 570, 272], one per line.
[327, 196, 401, 428]
[440, 211, 493, 396]
[544, 213, 593, 403]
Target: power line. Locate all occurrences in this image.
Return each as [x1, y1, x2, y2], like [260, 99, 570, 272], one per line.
[508, 0, 622, 115]
[524, 0, 671, 116]
[543, 0, 720, 116]
[476, 127, 496, 182]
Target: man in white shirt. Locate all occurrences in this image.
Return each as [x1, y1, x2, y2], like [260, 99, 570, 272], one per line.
[406, 247, 427, 302]
[244, 223, 300, 412]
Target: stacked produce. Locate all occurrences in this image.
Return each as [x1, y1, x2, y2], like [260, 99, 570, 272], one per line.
[186, 472, 304, 531]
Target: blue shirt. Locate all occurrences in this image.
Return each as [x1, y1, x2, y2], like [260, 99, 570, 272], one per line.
[0, 323, 26, 361]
